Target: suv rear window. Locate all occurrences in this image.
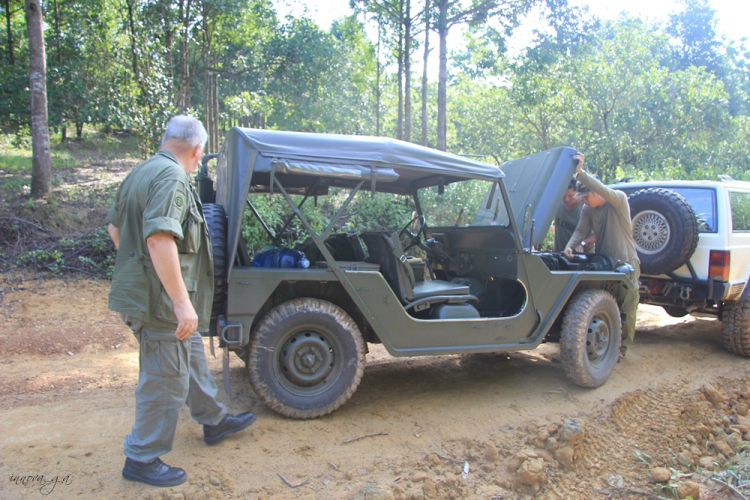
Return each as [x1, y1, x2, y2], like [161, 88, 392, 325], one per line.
[619, 187, 717, 233]
[729, 191, 750, 232]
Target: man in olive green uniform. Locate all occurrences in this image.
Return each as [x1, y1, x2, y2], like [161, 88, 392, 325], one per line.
[564, 154, 640, 359]
[554, 177, 595, 252]
[108, 116, 255, 487]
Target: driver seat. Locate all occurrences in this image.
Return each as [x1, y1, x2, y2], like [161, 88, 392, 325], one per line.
[360, 232, 475, 310]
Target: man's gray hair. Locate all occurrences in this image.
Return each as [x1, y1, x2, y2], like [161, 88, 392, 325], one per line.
[162, 115, 208, 148]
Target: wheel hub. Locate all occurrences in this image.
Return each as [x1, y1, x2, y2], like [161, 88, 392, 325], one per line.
[279, 331, 334, 387]
[633, 210, 670, 254]
[586, 316, 610, 364]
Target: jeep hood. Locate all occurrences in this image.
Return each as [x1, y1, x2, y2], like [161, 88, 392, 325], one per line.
[500, 146, 580, 247]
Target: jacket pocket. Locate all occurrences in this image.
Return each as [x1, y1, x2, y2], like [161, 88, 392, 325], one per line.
[154, 277, 198, 324]
[180, 205, 203, 254]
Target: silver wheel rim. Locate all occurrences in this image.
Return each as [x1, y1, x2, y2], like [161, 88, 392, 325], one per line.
[586, 315, 610, 365]
[632, 210, 670, 255]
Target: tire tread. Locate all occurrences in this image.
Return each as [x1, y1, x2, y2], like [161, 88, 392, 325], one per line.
[248, 298, 366, 419]
[202, 203, 227, 319]
[628, 188, 699, 275]
[722, 300, 750, 357]
[559, 289, 621, 388]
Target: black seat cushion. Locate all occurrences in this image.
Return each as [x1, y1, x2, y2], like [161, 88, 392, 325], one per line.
[411, 280, 470, 301]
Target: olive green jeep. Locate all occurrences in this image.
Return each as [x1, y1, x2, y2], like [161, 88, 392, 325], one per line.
[196, 128, 637, 419]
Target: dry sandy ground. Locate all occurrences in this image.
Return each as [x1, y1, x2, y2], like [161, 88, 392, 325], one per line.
[1, 276, 749, 500]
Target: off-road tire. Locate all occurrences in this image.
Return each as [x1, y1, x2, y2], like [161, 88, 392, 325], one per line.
[721, 300, 750, 357]
[247, 298, 366, 419]
[560, 289, 622, 388]
[203, 203, 227, 319]
[662, 305, 689, 318]
[628, 188, 699, 275]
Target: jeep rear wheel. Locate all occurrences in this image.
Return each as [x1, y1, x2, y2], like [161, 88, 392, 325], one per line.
[247, 298, 366, 419]
[628, 188, 698, 275]
[560, 289, 621, 388]
[721, 300, 750, 357]
[203, 203, 227, 319]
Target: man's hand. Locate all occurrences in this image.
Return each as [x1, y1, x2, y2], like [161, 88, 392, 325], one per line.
[173, 299, 198, 340]
[573, 153, 585, 174]
[564, 247, 575, 259]
[108, 223, 120, 250]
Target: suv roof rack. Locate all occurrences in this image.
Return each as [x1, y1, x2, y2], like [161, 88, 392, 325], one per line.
[718, 175, 735, 182]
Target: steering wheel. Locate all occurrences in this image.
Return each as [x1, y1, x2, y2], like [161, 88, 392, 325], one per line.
[399, 215, 427, 252]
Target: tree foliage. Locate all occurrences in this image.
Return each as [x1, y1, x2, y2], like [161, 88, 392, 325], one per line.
[0, 0, 747, 187]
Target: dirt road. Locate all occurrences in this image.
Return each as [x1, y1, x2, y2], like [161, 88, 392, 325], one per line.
[1, 276, 749, 500]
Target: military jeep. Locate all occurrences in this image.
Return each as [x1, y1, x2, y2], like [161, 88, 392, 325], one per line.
[196, 128, 637, 419]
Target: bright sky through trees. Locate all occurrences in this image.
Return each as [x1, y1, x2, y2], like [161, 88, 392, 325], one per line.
[273, 0, 749, 45]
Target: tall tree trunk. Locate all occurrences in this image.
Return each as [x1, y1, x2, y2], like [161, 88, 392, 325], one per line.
[177, 0, 192, 111]
[25, 0, 51, 198]
[52, 0, 61, 63]
[126, 0, 139, 80]
[203, 66, 212, 152]
[375, 23, 382, 137]
[212, 71, 219, 151]
[436, 0, 448, 151]
[4, 0, 14, 65]
[396, 10, 403, 140]
[421, 0, 430, 147]
[201, 0, 215, 151]
[53, 0, 63, 140]
[164, 29, 174, 102]
[403, 0, 412, 142]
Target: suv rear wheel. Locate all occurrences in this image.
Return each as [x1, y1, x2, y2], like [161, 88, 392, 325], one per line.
[721, 299, 750, 357]
[560, 289, 621, 387]
[248, 298, 366, 418]
[628, 188, 699, 275]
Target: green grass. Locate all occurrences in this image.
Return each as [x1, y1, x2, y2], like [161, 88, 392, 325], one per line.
[0, 128, 139, 172]
[0, 127, 140, 203]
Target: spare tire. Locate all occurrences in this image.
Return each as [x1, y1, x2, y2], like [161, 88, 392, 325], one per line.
[203, 203, 227, 319]
[628, 188, 698, 275]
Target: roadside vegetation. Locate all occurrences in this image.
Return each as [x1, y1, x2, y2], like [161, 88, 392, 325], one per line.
[2, 0, 749, 276]
[0, 129, 139, 277]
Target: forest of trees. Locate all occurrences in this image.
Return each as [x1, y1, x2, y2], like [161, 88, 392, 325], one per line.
[1, 0, 749, 185]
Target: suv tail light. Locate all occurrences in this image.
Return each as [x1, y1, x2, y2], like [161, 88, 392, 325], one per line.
[709, 250, 730, 282]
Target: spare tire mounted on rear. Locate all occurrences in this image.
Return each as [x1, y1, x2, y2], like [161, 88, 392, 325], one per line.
[202, 203, 227, 319]
[627, 188, 699, 275]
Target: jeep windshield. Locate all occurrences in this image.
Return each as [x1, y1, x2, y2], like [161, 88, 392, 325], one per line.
[417, 180, 510, 227]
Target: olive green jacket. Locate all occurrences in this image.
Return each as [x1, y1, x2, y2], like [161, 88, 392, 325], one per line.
[567, 170, 638, 264]
[107, 150, 214, 332]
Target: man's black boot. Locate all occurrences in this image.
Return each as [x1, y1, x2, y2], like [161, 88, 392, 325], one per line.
[203, 411, 256, 445]
[122, 457, 187, 487]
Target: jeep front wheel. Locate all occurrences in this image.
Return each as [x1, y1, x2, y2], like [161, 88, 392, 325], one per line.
[560, 289, 622, 388]
[247, 298, 366, 419]
[721, 299, 750, 357]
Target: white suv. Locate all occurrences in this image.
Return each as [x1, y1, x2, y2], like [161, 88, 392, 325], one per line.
[610, 178, 750, 357]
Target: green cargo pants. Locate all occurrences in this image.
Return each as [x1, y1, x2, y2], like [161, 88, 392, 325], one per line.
[122, 318, 226, 462]
[610, 259, 641, 351]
